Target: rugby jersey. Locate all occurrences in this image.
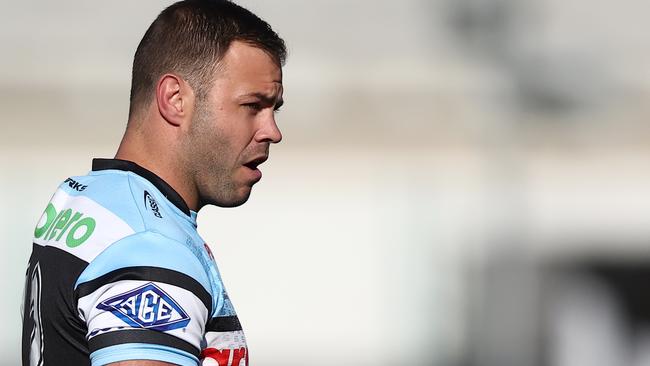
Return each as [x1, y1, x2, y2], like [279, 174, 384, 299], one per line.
[22, 158, 248, 366]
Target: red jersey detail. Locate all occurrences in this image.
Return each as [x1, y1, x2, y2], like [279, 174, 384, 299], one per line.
[201, 347, 248, 366]
[204, 243, 215, 261]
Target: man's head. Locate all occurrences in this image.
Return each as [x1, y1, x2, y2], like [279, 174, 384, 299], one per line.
[122, 0, 286, 210]
[129, 0, 286, 120]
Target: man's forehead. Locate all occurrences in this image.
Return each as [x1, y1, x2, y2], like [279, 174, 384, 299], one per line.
[217, 41, 282, 83]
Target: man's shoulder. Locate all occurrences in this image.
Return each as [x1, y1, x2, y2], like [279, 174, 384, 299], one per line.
[37, 171, 213, 295]
[34, 171, 140, 263]
[34, 168, 213, 285]
[59, 170, 143, 228]
[59, 169, 192, 233]
[34, 169, 191, 263]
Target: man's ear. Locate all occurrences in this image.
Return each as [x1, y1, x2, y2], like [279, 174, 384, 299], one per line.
[155, 74, 194, 127]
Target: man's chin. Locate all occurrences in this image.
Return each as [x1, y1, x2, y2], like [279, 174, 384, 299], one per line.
[207, 188, 252, 208]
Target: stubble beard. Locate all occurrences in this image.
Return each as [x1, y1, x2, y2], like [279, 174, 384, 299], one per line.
[185, 98, 250, 208]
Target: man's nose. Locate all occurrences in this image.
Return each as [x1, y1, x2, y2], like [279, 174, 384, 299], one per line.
[255, 115, 282, 144]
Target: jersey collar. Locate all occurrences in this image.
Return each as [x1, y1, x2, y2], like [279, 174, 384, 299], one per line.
[91, 158, 192, 216]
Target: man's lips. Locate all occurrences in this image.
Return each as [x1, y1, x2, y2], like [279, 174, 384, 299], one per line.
[243, 156, 267, 182]
[243, 155, 268, 170]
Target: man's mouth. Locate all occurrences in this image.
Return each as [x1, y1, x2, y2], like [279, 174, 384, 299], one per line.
[243, 156, 268, 171]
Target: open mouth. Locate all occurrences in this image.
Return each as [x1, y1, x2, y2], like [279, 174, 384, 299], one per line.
[244, 162, 259, 170]
[243, 156, 267, 170]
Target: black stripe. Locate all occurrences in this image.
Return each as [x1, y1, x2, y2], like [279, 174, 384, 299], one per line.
[206, 315, 242, 332]
[75, 266, 212, 314]
[92, 158, 191, 216]
[89, 329, 199, 357]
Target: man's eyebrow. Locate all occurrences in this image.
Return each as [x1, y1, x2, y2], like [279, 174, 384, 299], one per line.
[240, 92, 283, 106]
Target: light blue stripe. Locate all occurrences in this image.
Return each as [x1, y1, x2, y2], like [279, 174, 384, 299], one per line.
[61, 172, 145, 232]
[89, 170, 199, 236]
[75, 231, 211, 293]
[90, 342, 198, 366]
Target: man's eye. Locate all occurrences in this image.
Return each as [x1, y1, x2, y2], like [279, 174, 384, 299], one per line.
[243, 103, 262, 111]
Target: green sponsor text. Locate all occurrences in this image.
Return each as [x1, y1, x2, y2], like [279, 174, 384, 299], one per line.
[34, 203, 96, 247]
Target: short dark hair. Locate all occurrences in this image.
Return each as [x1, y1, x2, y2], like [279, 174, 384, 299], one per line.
[128, 0, 287, 119]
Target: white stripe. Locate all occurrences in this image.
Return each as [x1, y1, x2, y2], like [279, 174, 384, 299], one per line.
[204, 330, 247, 349]
[79, 280, 208, 349]
[33, 189, 135, 262]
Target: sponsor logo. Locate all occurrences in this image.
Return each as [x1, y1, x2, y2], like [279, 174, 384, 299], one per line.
[64, 177, 88, 192]
[34, 203, 96, 247]
[144, 190, 162, 218]
[201, 347, 248, 366]
[97, 282, 190, 332]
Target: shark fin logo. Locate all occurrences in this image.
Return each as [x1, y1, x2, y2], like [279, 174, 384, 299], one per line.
[97, 282, 190, 331]
[144, 190, 163, 218]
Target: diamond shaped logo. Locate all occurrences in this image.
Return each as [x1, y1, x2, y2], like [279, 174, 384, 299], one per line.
[97, 282, 190, 331]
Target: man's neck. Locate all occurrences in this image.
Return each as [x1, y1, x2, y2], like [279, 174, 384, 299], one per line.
[115, 130, 200, 212]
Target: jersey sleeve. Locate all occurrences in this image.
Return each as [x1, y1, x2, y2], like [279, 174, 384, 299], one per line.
[74, 231, 213, 366]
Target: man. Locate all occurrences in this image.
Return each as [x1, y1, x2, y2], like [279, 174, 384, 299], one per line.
[21, 1, 286, 365]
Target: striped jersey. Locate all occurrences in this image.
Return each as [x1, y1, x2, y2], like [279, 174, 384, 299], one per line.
[22, 158, 248, 366]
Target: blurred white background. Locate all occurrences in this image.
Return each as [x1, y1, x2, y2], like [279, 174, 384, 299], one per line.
[3, 1, 650, 365]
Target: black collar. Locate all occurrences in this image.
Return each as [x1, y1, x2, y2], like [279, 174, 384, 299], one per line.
[92, 158, 191, 216]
